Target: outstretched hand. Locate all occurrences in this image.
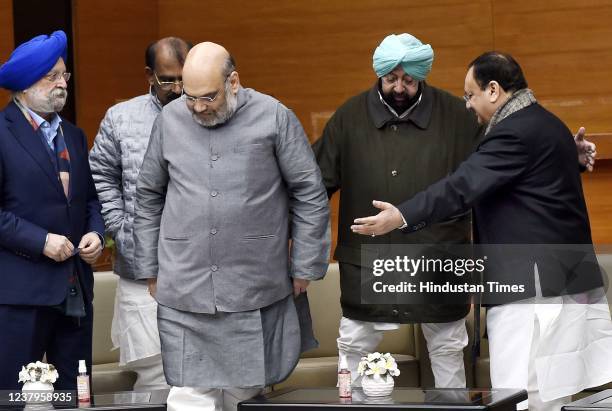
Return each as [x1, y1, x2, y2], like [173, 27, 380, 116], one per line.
[575, 127, 596, 172]
[351, 200, 404, 237]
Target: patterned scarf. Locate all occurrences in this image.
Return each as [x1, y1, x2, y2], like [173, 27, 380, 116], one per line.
[14, 98, 70, 197]
[485, 88, 537, 136]
[54, 128, 71, 198]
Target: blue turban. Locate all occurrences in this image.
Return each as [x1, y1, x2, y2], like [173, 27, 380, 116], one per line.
[0, 30, 68, 91]
[372, 33, 434, 80]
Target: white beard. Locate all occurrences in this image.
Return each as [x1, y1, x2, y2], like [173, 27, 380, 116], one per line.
[193, 84, 238, 128]
[26, 87, 67, 113]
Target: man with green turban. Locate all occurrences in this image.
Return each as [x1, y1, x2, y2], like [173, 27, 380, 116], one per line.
[314, 32, 478, 389]
[313, 33, 596, 389]
[372, 33, 434, 82]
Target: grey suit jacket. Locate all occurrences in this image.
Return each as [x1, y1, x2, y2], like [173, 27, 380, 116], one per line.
[133, 87, 330, 313]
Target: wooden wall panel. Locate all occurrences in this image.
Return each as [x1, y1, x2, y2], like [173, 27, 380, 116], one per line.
[158, 0, 493, 141]
[0, 0, 14, 103]
[72, 0, 158, 271]
[72, 0, 158, 143]
[67, 0, 612, 254]
[589, 134, 612, 160]
[493, 0, 612, 133]
[158, 0, 493, 257]
[583, 162, 612, 244]
[493, 0, 612, 243]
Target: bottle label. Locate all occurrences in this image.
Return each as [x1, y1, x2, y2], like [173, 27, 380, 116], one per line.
[77, 376, 91, 404]
[338, 372, 352, 398]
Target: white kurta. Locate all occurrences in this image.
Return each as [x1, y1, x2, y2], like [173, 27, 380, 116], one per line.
[534, 287, 612, 400]
[487, 264, 612, 411]
[111, 277, 162, 365]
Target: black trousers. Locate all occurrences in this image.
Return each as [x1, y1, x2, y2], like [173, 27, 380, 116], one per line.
[0, 303, 93, 391]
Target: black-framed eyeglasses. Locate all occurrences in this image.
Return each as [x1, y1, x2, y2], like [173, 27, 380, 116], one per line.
[44, 72, 71, 83]
[153, 72, 183, 90]
[181, 88, 221, 104]
[463, 92, 474, 103]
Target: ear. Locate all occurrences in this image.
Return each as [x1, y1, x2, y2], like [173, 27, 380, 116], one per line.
[229, 71, 240, 94]
[145, 66, 155, 86]
[488, 81, 501, 103]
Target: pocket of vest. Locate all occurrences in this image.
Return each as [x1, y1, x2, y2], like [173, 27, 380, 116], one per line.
[233, 143, 270, 153]
[163, 236, 191, 241]
[243, 234, 276, 240]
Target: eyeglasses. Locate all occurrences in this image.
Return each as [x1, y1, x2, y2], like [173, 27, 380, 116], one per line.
[181, 72, 232, 104]
[464, 82, 493, 103]
[44, 72, 71, 83]
[182, 88, 221, 104]
[153, 72, 183, 90]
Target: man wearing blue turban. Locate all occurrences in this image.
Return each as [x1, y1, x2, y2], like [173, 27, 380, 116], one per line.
[0, 31, 104, 391]
[313, 33, 596, 390]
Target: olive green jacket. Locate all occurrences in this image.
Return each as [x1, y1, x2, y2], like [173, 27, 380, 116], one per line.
[313, 82, 483, 323]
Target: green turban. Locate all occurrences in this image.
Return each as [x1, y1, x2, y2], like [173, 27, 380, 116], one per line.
[372, 33, 434, 80]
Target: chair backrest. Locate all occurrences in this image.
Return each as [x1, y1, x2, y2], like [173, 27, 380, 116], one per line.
[304, 263, 416, 358]
[92, 271, 120, 365]
[91, 264, 418, 362]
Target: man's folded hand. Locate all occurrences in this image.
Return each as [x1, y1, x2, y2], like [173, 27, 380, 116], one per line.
[43, 233, 74, 262]
[78, 232, 103, 264]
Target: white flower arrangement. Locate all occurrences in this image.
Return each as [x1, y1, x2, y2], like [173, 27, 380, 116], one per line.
[357, 352, 400, 378]
[18, 361, 59, 384]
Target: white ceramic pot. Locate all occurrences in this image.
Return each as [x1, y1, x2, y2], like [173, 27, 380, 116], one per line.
[22, 380, 54, 393]
[361, 374, 394, 397]
[21, 381, 54, 409]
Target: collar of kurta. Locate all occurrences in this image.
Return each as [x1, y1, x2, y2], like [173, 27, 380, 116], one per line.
[367, 81, 433, 130]
[235, 86, 248, 113]
[149, 86, 163, 112]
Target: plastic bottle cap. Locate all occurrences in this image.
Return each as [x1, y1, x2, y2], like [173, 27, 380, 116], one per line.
[78, 360, 87, 374]
[339, 354, 349, 370]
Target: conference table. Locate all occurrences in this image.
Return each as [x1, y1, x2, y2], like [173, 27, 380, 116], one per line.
[0, 387, 530, 410]
[0, 389, 169, 410]
[239, 387, 528, 411]
[563, 389, 612, 411]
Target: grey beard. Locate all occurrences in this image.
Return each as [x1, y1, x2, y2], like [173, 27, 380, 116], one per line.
[193, 85, 238, 128]
[28, 88, 67, 113]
